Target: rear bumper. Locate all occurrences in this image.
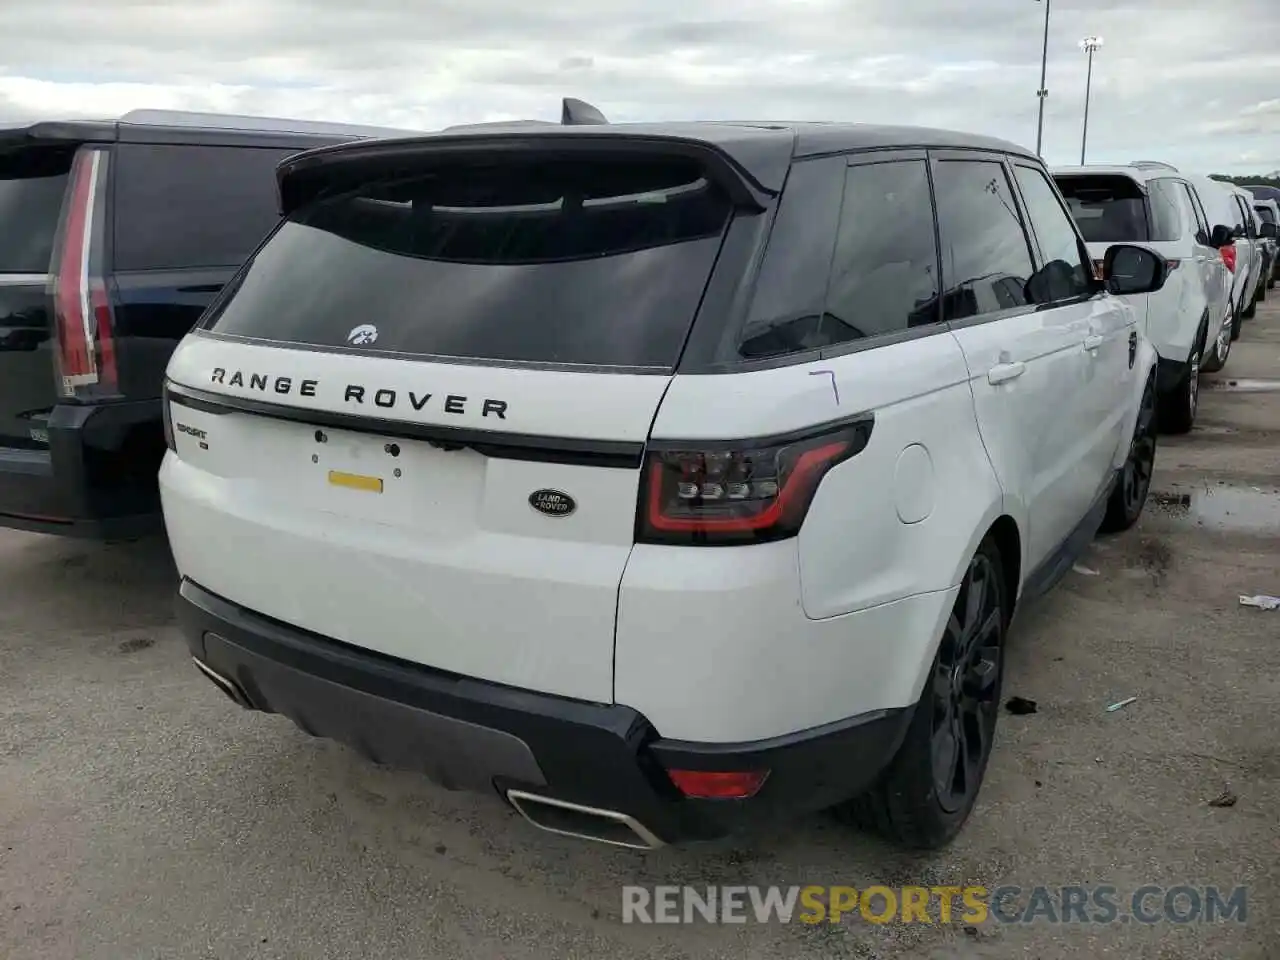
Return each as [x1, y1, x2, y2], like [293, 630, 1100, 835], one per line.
[0, 399, 165, 539]
[177, 578, 913, 846]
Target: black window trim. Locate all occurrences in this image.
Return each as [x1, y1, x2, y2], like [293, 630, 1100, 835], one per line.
[1181, 180, 1212, 246]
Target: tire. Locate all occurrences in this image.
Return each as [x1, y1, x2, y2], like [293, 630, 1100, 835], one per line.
[1157, 319, 1204, 435]
[1201, 312, 1232, 373]
[1100, 373, 1157, 534]
[1229, 291, 1243, 341]
[836, 536, 1007, 850]
[1242, 285, 1257, 319]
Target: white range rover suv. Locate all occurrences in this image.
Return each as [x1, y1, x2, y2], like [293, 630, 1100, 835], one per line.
[1052, 163, 1232, 433]
[159, 111, 1169, 850]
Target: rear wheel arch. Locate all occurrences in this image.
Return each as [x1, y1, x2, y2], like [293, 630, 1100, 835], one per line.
[987, 515, 1022, 620]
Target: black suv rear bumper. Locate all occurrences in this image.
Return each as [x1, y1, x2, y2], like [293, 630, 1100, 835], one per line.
[0, 399, 165, 539]
[177, 578, 913, 847]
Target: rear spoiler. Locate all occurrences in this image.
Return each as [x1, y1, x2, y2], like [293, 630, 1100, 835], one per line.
[277, 99, 782, 215]
[0, 120, 119, 150]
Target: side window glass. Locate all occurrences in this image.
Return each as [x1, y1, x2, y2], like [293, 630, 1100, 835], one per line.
[738, 157, 846, 360]
[933, 160, 1035, 321]
[1147, 179, 1184, 242]
[1182, 184, 1209, 243]
[1011, 165, 1094, 302]
[815, 159, 940, 348]
[113, 144, 299, 271]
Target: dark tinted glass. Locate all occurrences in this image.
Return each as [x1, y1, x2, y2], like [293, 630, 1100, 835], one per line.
[1147, 179, 1185, 242]
[1256, 205, 1277, 225]
[113, 144, 299, 271]
[0, 148, 74, 273]
[207, 156, 732, 369]
[737, 157, 845, 359]
[1055, 174, 1151, 243]
[933, 160, 1035, 321]
[817, 160, 939, 345]
[1012, 165, 1093, 302]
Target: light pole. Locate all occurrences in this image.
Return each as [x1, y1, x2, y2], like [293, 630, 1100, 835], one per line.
[1078, 36, 1103, 164]
[1035, 0, 1051, 156]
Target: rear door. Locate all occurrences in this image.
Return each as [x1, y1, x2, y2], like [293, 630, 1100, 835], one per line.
[934, 152, 1097, 572]
[1012, 161, 1130, 482]
[0, 145, 74, 452]
[163, 148, 743, 703]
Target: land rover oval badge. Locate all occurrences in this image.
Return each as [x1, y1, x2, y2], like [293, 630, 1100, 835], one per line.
[529, 489, 576, 517]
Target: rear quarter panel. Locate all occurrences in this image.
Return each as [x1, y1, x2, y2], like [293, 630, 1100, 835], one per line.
[647, 329, 1006, 619]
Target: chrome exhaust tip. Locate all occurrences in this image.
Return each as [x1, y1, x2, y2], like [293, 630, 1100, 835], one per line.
[191, 657, 251, 709]
[506, 789, 665, 850]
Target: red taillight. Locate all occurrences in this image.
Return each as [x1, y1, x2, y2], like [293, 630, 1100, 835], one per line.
[637, 418, 873, 546]
[1220, 245, 1237, 274]
[50, 148, 118, 398]
[666, 769, 769, 799]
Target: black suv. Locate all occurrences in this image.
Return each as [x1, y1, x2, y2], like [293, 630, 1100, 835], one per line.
[0, 110, 414, 538]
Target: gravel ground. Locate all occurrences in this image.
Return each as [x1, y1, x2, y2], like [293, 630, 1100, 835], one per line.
[2, 299, 1278, 960]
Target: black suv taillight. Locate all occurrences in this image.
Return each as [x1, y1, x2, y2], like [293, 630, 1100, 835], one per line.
[637, 417, 873, 546]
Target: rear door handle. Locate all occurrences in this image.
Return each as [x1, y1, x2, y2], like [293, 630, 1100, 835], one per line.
[987, 361, 1026, 385]
[1083, 334, 1105, 352]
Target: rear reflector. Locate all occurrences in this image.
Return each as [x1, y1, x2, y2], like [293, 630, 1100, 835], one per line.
[665, 769, 769, 799]
[49, 148, 118, 398]
[1220, 246, 1237, 273]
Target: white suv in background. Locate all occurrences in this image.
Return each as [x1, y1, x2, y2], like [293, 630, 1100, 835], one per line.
[1190, 175, 1262, 336]
[161, 114, 1169, 850]
[1053, 163, 1231, 433]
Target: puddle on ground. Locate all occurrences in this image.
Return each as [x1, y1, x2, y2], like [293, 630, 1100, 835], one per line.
[1202, 378, 1280, 393]
[1150, 483, 1280, 534]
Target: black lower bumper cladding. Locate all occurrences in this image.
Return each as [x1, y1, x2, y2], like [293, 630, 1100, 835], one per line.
[177, 578, 911, 846]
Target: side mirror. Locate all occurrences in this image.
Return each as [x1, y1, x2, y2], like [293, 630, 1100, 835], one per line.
[1210, 224, 1234, 248]
[1103, 244, 1170, 296]
[1260, 221, 1278, 240]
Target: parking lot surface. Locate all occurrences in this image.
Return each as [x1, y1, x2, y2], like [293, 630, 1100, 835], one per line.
[2, 303, 1278, 960]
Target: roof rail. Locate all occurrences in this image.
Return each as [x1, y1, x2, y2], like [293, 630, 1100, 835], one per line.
[442, 119, 558, 132]
[117, 108, 419, 139]
[1129, 160, 1179, 172]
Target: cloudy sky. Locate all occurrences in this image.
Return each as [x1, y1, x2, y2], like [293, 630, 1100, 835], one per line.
[2, 0, 1277, 174]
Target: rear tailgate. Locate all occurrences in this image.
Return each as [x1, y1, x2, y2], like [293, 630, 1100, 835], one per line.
[0, 145, 74, 449]
[162, 139, 769, 703]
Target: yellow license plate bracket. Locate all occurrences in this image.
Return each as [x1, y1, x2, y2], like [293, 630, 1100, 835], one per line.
[328, 470, 384, 494]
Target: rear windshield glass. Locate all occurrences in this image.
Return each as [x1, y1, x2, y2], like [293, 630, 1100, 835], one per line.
[205, 156, 733, 369]
[0, 148, 74, 273]
[1054, 174, 1150, 243]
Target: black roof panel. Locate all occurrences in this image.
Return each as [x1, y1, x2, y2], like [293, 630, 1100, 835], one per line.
[276, 119, 1039, 205]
